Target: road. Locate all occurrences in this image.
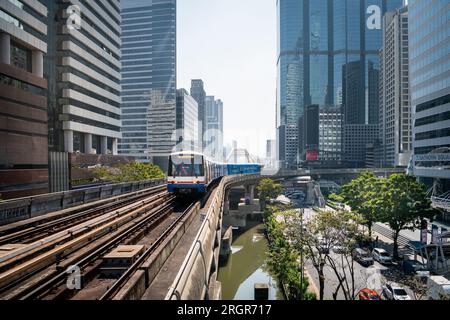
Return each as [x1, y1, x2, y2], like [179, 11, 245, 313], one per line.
[301, 208, 417, 300]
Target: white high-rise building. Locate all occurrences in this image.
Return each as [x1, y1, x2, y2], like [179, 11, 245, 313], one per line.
[380, 6, 412, 167]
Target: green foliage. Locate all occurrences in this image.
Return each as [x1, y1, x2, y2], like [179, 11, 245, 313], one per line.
[113, 161, 165, 182]
[257, 179, 283, 208]
[341, 171, 384, 236]
[342, 172, 436, 260]
[265, 212, 315, 300]
[90, 161, 165, 184]
[379, 174, 436, 258]
[91, 166, 110, 181]
[285, 209, 364, 300]
[328, 192, 344, 203]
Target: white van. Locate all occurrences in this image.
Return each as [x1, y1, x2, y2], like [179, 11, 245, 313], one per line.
[427, 276, 450, 300]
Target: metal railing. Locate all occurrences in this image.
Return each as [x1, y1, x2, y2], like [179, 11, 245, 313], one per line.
[0, 178, 166, 226]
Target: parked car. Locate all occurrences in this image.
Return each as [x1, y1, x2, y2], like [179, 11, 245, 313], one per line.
[402, 259, 429, 276]
[332, 244, 348, 254]
[372, 248, 393, 264]
[358, 288, 382, 300]
[382, 282, 412, 300]
[353, 248, 374, 267]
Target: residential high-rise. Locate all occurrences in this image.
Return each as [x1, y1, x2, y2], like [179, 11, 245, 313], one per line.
[190, 79, 206, 149]
[204, 96, 224, 161]
[119, 0, 177, 170]
[276, 0, 404, 168]
[409, 0, 450, 195]
[0, 0, 49, 198]
[176, 89, 199, 152]
[380, 6, 412, 168]
[46, 0, 122, 156]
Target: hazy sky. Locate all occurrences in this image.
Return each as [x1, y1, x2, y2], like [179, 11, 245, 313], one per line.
[177, 0, 277, 158]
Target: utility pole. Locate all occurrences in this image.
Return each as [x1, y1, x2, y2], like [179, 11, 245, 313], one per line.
[299, 208, 305, 300]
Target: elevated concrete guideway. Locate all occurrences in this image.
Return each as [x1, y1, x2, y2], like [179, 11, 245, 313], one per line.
[273, 167, 406, 178]
[0, 166, 408, 300]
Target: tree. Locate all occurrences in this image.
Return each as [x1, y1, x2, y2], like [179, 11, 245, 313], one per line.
[257, 178, 283, 209]
[116, 161, 165, 182]
[328, 192, 344, 203]
[265, 212, 314, 300]
[341, 171, 383, 238]
[380, 174, 436, 259]
[285, 209, 365, 300]
[90, 161, 165, 183]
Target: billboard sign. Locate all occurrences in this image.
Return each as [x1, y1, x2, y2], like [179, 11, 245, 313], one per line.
[306, 150, 319, 161]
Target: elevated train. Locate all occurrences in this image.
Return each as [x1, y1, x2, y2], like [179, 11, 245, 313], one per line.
[167, 151, 262, 194]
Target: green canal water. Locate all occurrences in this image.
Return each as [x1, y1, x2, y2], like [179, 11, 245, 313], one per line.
[217, 222, 284, 300]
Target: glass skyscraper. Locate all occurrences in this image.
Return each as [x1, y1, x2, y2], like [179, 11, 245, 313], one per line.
[409, 0, 450, 195]
[119, 0, 176, 169]
[276, 0, 403, 168]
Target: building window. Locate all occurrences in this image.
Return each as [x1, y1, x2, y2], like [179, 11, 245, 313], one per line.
[11, 42, 31, 72]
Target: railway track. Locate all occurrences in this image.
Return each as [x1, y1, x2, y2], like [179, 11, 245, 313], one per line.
[12, 200, 184, 300]
[0, 178, 218, 300]
[0, 189, 175, 299]
[99, 202, 197, 300]
[0, 185, 166, 245]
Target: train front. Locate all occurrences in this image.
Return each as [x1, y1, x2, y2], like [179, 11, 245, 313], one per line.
[167, 152, 206, 194]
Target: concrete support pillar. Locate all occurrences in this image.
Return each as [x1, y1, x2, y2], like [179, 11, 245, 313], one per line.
[245, 185, 255, 205]
[101, 136, 108, 155]
[64, 130, 74, 153]
[84, 133, 93, 154]
[32, 50, 43, 77]
[112, 138, 118, 155]
[224, 201, 230, 215]
[0, 33, 11, 65]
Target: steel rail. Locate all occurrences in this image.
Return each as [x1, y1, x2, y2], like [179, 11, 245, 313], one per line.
[14, 199, 177, 300]
[0, 185, 166, 245]
[99, 202, 198, 300]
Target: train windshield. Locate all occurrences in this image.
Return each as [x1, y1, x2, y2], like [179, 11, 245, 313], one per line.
[168, 154, 204, 177]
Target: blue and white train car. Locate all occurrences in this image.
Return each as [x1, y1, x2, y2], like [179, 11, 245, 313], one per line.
[167, 151, 226, 194]
[167, 151, 263, 195]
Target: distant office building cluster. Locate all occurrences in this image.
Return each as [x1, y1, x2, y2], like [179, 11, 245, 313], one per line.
[276, 0, 403, 169]
[187, 80, 224, 162]
[119, 0, 177, 170]
[276, 0, 450, 196]
[0, 0, 226, 199]
[176, 88, 199, 152]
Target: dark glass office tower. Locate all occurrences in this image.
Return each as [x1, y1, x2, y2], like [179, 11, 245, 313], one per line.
[276, 0, 403, 168]
[120, 0, 176, 170]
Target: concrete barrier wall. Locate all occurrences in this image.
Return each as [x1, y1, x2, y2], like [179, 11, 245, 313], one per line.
[166, 174, 261, 300]
[0, 179, 165, 225]
[114, 202, 200, 300]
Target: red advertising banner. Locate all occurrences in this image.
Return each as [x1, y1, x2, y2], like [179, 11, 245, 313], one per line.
[306, 150, 318, 161]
